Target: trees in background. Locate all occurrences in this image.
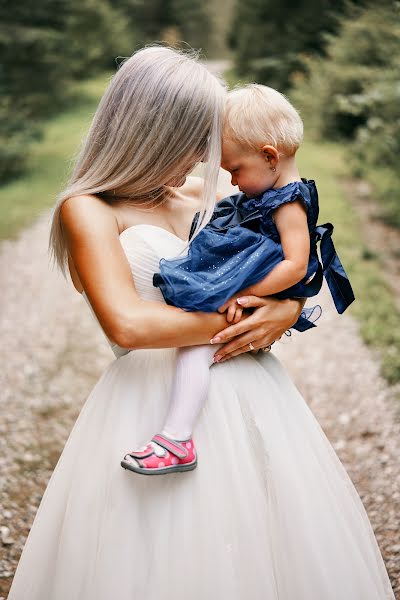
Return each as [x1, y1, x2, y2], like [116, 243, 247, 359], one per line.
[113, 0, 211, 54]
[0, 0, 134, 182]
[1, 0, 70, 181]
[229, 0, 353, 91]
[0, 0, 211, 184]
[291, 2, 400, 227]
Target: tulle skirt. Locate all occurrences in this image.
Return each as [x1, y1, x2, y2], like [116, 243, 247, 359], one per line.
[8, 348, 394, 599]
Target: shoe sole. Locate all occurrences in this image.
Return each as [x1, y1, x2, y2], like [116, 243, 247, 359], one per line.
[120, 459, 197, 476]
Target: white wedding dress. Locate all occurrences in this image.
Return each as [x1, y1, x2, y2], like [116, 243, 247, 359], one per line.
[8, 224, 394, 599]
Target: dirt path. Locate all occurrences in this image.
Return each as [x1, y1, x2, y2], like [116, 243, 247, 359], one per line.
[1, 62, 399, 597]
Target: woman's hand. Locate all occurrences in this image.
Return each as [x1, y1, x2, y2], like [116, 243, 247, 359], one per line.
[210, 296, 305, 362]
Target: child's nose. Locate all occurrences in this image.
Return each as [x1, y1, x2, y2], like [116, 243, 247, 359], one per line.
[231, 174, 237, 186]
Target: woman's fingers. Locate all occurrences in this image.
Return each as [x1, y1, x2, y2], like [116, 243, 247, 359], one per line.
[210, 312, 257, 344]
[236, 295, 269, 308]
[213, 329, 274, 362]
[211, 297, 274, 343]
[216, 333, 277, 362]
[218, 345, 256, 362]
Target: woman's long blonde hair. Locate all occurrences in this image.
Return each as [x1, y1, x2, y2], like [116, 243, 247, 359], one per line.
[49, 45, 226, 275]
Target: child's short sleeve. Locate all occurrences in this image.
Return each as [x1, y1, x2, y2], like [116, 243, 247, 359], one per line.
[261, 182, 311, 219]
[244, 181, 316, 239]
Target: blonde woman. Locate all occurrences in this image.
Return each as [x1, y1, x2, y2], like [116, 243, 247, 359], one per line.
[8, 47, 394, 599]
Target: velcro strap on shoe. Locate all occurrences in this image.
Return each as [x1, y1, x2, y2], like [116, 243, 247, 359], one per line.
[152, 434, 189, 459]
[126, 445, 153, 459]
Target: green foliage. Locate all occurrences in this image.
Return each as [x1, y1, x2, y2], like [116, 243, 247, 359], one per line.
[112, 0, 174, 44]
[0, 0, 135, 183]
[113, 0, 211, 54]
[292, 2, 400, 227]
[65, 0, 135, 78]
[0, 1, 68, 180]
[0, 0, 215, 185]
[0, 74, 109, 240]
[297, 141, 400, 386]
[292, 4, 400, 139]
[171, 0, 211, 52]
[229, 0, 352, 91]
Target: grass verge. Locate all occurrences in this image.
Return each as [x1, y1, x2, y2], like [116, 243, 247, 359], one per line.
[298, 141, 400, 385]
[0, 74, 112, 241]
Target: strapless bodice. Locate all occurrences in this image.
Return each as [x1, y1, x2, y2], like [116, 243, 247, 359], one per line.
[82, 224, 187, 357]
[118, 224, 187, 301]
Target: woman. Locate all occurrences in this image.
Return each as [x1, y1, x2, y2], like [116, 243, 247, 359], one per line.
[8, 46, 394, 599]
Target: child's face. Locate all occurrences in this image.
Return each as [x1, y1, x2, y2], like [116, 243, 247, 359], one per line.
[221, 140, 276, 197]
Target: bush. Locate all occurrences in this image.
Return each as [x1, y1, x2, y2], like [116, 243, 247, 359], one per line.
[292, 2, 400, 227]
[0, 0, 135, 183]
[229, 0, 350, 92]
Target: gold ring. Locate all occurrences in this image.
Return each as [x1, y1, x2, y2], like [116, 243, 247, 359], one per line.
[248, 342, 255, 351]
[262, 345, 272, 353]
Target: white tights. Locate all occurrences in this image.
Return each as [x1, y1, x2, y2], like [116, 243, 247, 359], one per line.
[161, 343, 222, 440]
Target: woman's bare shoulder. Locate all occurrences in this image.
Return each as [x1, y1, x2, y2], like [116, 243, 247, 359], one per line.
[60, 194, 120, 236]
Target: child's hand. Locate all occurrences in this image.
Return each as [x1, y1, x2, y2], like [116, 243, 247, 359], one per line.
[218, 297, 244, 323]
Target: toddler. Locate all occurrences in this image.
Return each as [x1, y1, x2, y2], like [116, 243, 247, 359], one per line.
[121, 84, 354, 475]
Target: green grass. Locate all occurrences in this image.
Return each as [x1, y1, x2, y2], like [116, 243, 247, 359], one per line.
[361, 166, 400, 230]
[0, 74, 112, 240]
[298, 140, 400, 385]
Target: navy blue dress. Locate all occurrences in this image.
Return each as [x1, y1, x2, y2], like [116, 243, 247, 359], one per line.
[153, 179, 354, 331]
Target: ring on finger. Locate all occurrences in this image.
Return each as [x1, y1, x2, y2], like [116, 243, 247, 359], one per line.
[248, 342, 255, 351]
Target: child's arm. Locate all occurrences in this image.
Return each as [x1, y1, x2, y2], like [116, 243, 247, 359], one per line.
[241, 200, 310, 296]
[219, 201, 309, 322]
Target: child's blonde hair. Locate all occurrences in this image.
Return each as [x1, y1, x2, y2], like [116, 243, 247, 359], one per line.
[224, 84, 303, 156]
[49, 45, 226, 275]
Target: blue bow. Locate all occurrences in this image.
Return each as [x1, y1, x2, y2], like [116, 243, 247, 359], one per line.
[291, 222, 355, 331]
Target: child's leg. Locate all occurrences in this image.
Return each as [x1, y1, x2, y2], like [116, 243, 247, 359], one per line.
[120, 344, 222, 475]
[162, 343, 222, 440]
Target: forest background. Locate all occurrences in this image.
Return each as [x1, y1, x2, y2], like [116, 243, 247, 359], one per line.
[0, 0, 399, 383]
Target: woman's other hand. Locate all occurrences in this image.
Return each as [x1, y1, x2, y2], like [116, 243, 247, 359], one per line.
[210, 296, 305, 362]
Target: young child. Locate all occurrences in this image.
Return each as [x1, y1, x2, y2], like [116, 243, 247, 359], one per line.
[121, 84, 354, 476]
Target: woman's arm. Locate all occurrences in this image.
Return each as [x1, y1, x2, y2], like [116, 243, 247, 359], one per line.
[61, 195, 228, 349]
[61, 195, 304, 353]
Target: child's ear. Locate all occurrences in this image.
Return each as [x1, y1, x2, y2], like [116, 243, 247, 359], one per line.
[261, 145, 279, 167]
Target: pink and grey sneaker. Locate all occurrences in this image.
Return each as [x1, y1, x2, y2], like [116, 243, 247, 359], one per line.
[121, 433, 197, 475]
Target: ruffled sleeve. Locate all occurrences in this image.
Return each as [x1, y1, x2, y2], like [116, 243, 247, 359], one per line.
[243, 180, 318, 239]
[244, 181, 311, 217]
